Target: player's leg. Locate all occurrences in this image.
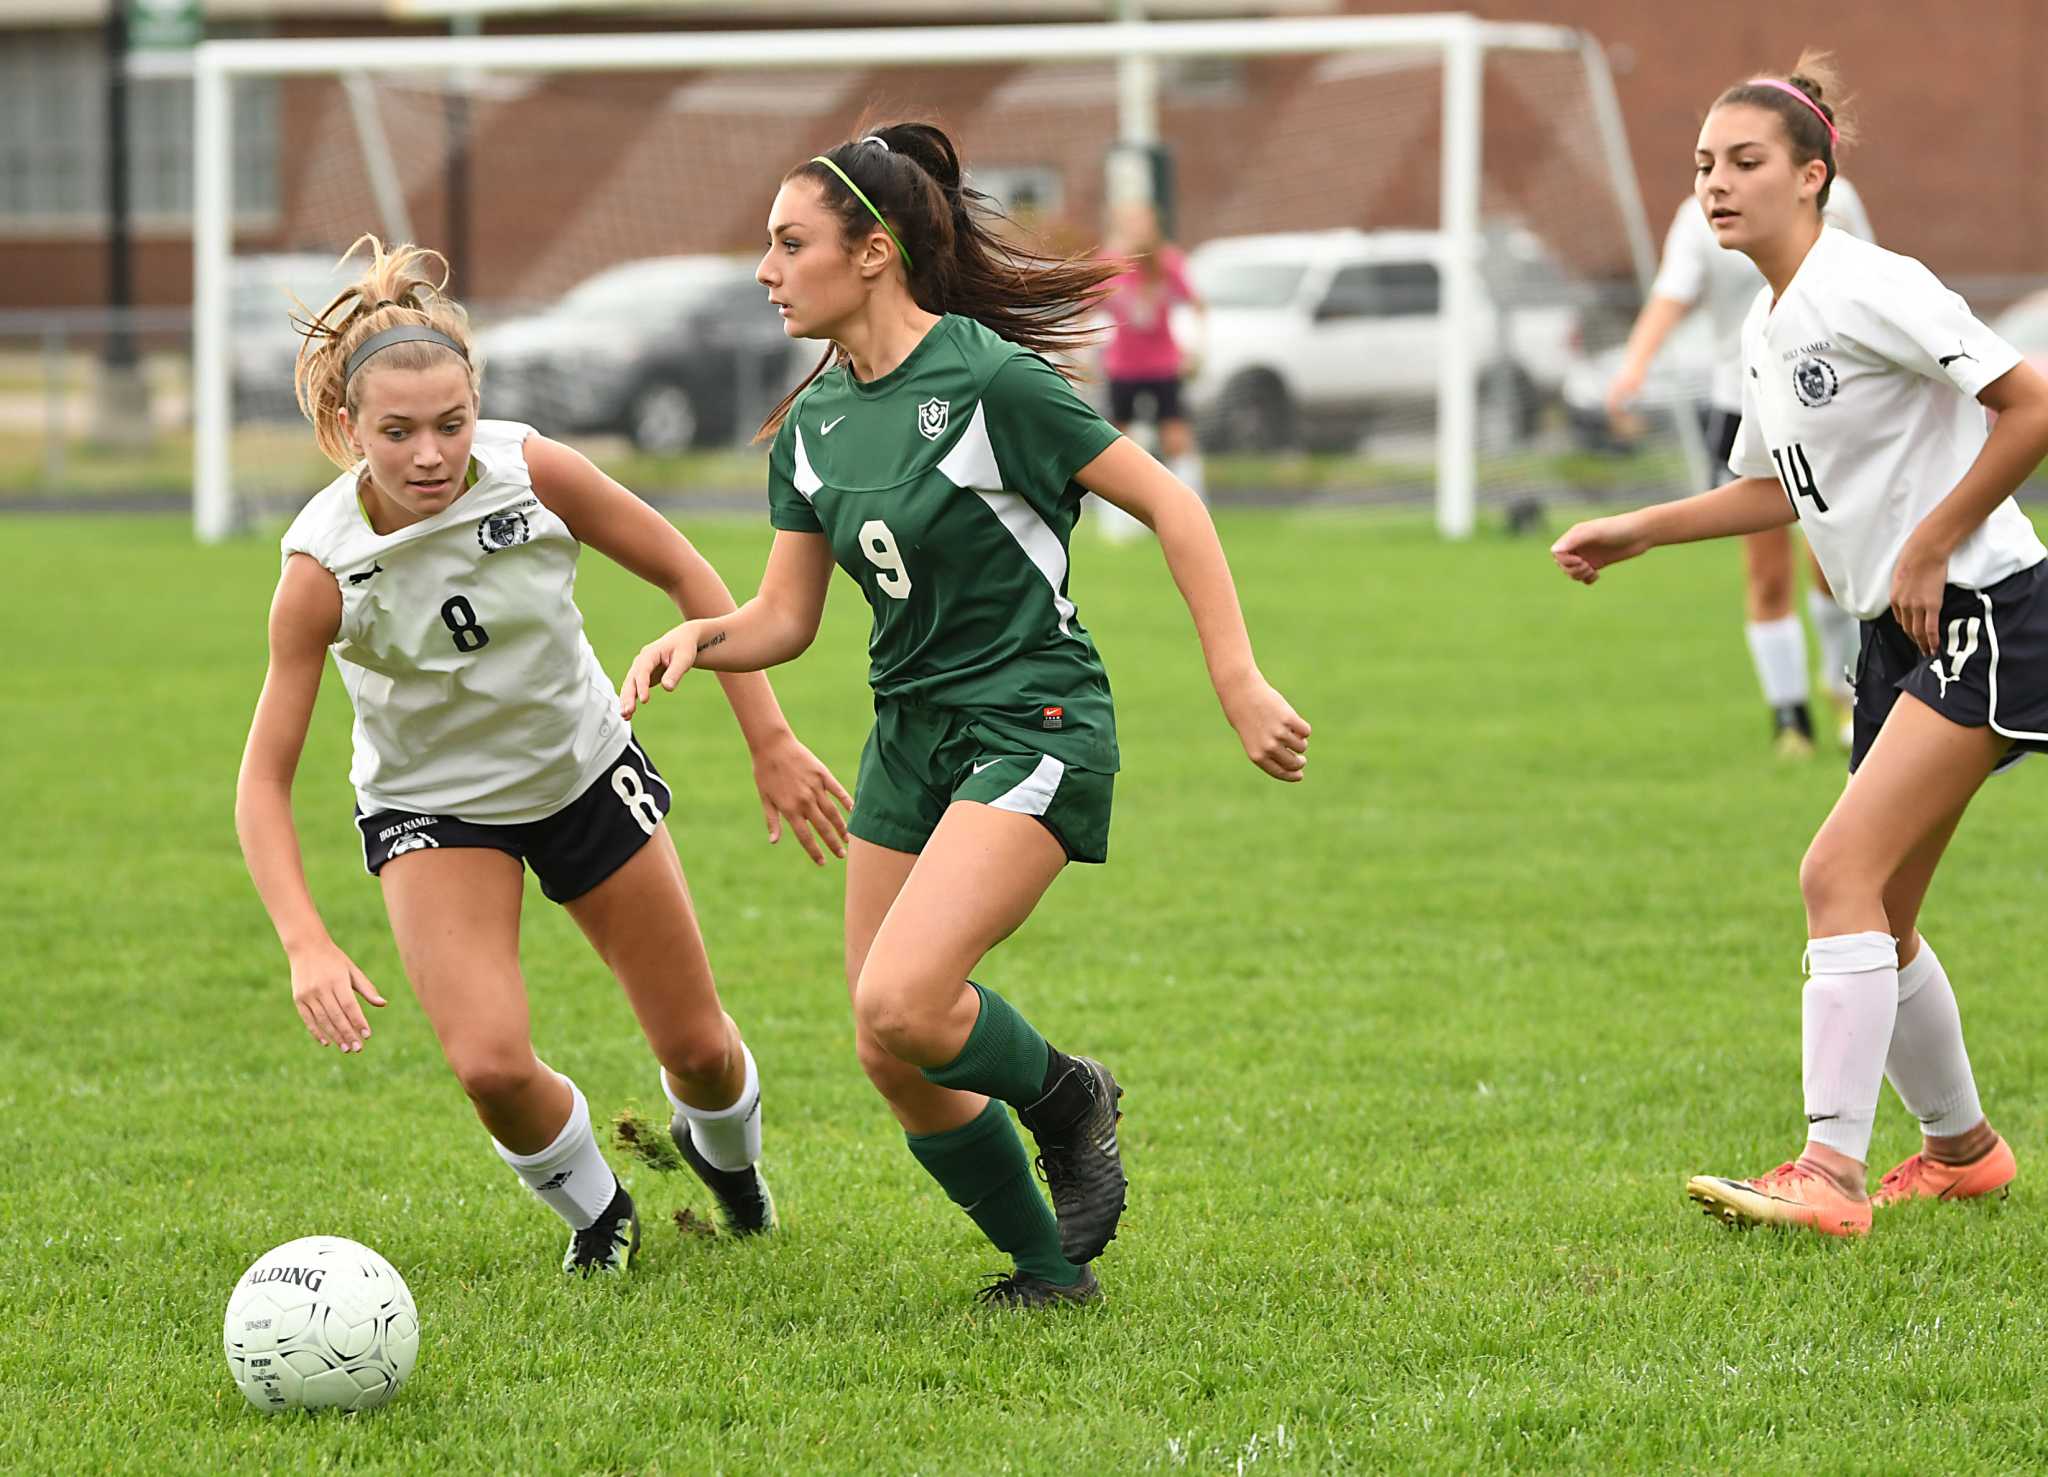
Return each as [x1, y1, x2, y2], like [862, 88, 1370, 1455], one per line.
[1868, 810, 2014, 1206]
[563, 821, 774, 1235]
[1156, 377, 1205, 502]
[1804, 546, 1859, 744]
[858, 801, 1126, 1272]
[1741, 524, 1814, 754]
[1686, 694, 2006, 1235]
[379, 846, 636, 1273]
[1094, 379, 1150, 542]
[845, 835, 1093, 1306]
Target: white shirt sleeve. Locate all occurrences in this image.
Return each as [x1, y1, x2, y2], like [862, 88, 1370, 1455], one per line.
[1727, 300, 1776, 479]
[1648, 199, 1707, 307]
[1822, 176, 1874, 242]
[1837, 259, 2023, 400]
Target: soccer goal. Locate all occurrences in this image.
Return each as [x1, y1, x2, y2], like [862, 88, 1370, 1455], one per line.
[174, 15, 1685, 542]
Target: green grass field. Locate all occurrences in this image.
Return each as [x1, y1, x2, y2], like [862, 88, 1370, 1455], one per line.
[7, 509, 2048, 1474]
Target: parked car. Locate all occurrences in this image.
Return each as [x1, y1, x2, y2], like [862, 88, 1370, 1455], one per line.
[230, 251, 354, 420]
[1180, 227, 1581, 452]
[477, 257, 797, 452]
[1560, 311, 1718, 451]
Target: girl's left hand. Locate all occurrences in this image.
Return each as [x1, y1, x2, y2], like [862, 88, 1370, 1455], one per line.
[751, 733, 853, 865]
[1890, 534, 1951, 658]
[1223, 674, 1312, 782]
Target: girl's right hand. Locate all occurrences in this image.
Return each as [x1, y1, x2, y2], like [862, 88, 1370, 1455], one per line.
[1550, 514, 1653, 586]
[619, 622, 700, 718]
[289, 941, 387, 1053]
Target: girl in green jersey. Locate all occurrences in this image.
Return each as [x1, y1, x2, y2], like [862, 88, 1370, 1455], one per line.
[622, 123, 1310, 1307]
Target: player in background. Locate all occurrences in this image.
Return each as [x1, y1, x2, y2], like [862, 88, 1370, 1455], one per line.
[1093, 200, 1206, 542]
[1608, 176, 1874, 754]
[1553, 56, 2048, 1237]
[621, 124, 1310, 1306]
[235, 237, 851, 1274]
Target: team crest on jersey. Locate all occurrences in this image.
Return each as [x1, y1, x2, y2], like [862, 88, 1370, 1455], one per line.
[916, 397, 950, 442]
[476, 509, 531, 554]
[1792, 356, 1839, 409]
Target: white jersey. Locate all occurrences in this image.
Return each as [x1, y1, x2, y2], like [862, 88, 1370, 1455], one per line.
[280, 419, 631, 824]
[1651, 176, 1872, 412]
[1728, 227, 2044, 620]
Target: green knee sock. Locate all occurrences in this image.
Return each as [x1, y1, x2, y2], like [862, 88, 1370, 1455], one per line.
[906, 1098, 1081, 1286]
[920, 982, 1051, 1107]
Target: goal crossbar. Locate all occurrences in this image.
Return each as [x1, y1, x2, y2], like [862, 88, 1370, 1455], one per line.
[187, 14, 1655, 540]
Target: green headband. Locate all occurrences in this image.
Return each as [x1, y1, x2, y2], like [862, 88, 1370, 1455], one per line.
[810, 155, 913, 271]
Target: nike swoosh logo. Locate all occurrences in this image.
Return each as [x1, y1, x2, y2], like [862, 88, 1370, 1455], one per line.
[971, 759, 1000, 775]
[821, 415, 846, 434]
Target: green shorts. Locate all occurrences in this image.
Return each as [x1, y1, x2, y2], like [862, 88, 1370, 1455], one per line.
[850, 702, 1115, 864]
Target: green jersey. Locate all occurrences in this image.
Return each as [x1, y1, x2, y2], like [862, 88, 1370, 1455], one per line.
[768, 314, 1123, 770]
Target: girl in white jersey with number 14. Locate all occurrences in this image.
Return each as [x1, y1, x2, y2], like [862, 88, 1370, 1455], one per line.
[1552, 55, 2048, 1238]
[235, 237, 852, 1274]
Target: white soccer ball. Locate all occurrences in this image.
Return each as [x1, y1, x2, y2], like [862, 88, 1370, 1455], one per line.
[223, 1235, 420, 1413]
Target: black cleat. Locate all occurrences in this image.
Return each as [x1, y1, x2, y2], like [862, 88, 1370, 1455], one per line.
[1018, 1055, 1126, 1264]
[974, 1264, 1101, 1308]
[670, 1119, 779, 1236]
[563, 1179, 639, 1276]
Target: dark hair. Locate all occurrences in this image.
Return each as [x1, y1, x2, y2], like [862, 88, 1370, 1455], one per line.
[1712, 49, 1857, 210]
[757, 120, 1118, 440]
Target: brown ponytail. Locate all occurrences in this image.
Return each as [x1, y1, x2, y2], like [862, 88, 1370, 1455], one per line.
[757, 120, 1118, 441]
[1713, 49, 1858, 209]
[292, 235, 481, 469]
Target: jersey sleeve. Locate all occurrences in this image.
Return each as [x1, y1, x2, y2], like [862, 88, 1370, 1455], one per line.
[980, 353, 1123, 516]
[1649, 200, 1707, 307]
[766, 413, 823, 533]
[1837, 262, 2022, 400]
[1727, 307, 1776, 479]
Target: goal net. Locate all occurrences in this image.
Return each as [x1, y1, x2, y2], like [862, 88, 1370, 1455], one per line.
[184, 17, 1689, 541]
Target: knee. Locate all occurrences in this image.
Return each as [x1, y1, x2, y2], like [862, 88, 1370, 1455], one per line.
[853, 1027, 926, 1098]
[852, 973, 941, 1063]
[447, 1042, 543, 1109]
[1798, 837, 1880, 920]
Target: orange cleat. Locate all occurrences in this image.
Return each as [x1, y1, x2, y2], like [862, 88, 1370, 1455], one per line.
[1686, 1159, 1872, 1238]
[1873, 1136, 2016, 1209]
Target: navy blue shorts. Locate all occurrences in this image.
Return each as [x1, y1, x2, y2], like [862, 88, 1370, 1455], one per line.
[355, 738, 671, 903]
[1850, 562, 2048, 774]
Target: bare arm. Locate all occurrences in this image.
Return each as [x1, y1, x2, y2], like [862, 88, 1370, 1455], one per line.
[1078, 435, 1311, 781]
[526, 435, 850, 861]
[234, 554, 388, 1051]
[1889, 361, 2048, 652]
[1551, 475, 1794, 585]
[619, 528, 837, 705]
[1606, 295, 1691, 418]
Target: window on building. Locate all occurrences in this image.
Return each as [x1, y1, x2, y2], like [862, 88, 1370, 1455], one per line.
[0, 28, 277, 230]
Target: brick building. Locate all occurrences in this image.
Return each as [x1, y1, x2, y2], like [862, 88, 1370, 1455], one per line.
[3, 0, 2043, 310]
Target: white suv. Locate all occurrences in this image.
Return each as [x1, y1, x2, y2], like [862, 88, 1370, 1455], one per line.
[1181, 227, 1580, 452]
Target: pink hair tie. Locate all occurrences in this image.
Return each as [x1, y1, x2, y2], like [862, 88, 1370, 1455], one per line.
[1747, 77, 1839, 147]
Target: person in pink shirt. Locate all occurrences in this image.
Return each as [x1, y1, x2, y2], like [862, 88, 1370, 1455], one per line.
[1099, 204, 1205, 522]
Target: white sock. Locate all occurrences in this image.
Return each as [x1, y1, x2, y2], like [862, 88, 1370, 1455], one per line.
[1807, 589, 1859, 698]
[1745, 615, 1811, 707]
[493, 1076, 617, 1230]
[1801, 931, 1899, 1162]
[1884, 938, 1985, 1139]
[661, 1044, 761, 1172]
[1168, 450, 1207, 502]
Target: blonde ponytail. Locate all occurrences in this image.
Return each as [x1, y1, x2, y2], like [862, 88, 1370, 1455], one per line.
[291, 235, 480, 469]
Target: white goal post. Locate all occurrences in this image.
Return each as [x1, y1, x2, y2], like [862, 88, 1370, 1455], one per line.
[179, 14, 1664, 542]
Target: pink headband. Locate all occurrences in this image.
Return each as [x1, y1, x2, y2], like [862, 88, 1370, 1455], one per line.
[1747, 78, 1838, 148]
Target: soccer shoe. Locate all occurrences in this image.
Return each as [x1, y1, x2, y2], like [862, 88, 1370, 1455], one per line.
[1018, 1055, 1127, 1264]
[1771, 703, 1816, 759]
[1685, 1159, 1872, 1237]
[1873, 1136, 2017, 1208]
[670, 1120, 779, 1237]
[564, 1180, 641, 1275]
[974, 1265, 1102, 1309]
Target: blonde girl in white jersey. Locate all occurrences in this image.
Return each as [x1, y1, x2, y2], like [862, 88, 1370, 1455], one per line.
[1607, 177, 1874, 754]
[235, 237, 852, 1274]
[1552, 55, 2048, 1238]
